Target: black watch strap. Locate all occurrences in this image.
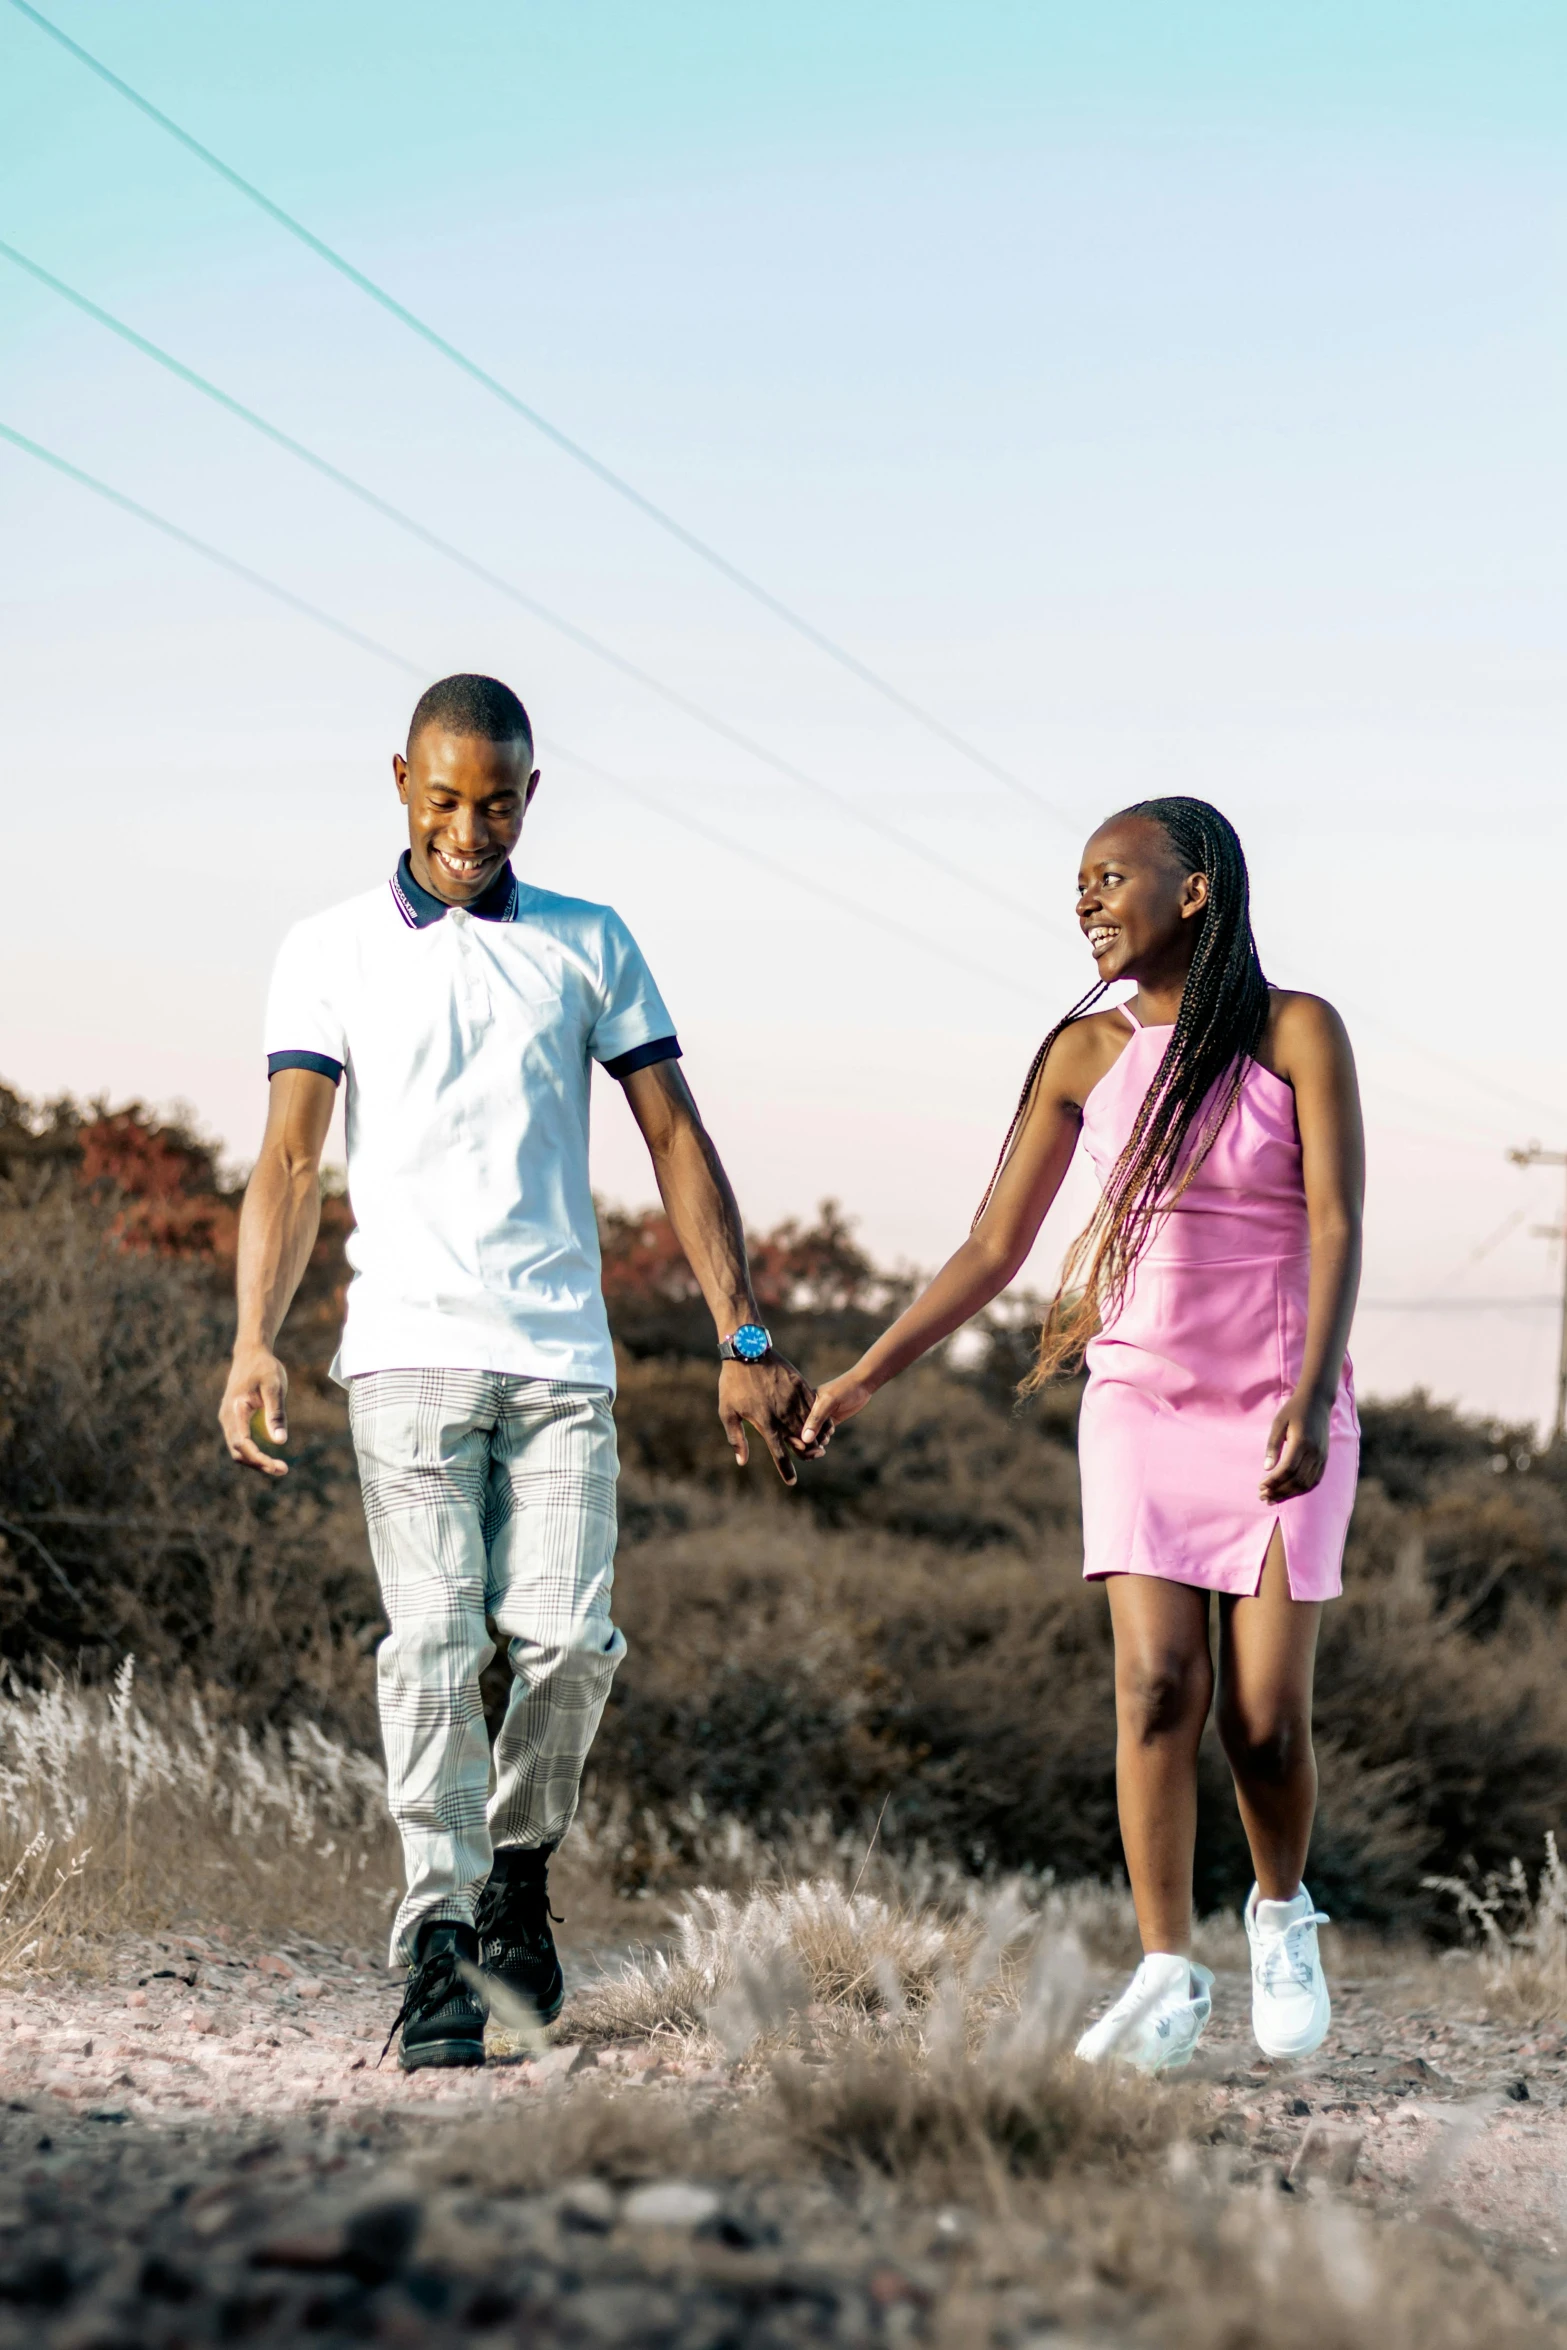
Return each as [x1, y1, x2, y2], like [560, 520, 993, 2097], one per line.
[718, 1323, 773, 1363]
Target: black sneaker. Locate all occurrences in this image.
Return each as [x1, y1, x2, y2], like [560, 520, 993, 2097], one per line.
[474, 1843, 565, 2027]
[380, 1919, 487, 2071]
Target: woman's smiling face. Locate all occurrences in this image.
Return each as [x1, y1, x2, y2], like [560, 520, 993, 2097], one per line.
[1076, 814, 1209, 986]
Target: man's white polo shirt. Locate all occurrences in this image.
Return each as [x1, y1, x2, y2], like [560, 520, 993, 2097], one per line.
[263, 855, 679, 1388]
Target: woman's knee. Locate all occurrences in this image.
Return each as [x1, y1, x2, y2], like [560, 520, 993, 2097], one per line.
[1218, 1701, 1313, 1786]
[1116, 1648, 1212, 1745]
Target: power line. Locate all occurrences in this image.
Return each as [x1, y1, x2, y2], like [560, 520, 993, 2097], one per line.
[0, 416, 1026, 999]
[0, 421, 424, 677]
[4, 0, 1069, 826]
[1, 421, 1528, 1156]
[1352, 1002, 1565, 1130]
[542, 742, 1021, 995]
[0, 237, 1072, 956]
[0, 418, 1518, 1151]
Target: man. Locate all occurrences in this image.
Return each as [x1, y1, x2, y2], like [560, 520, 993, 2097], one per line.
[220, 673, 819, 2069]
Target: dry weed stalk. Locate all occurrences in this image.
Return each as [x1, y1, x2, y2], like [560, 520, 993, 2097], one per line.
[570, 1875, 988, 2050]
[1425, 1832, 1567, 2018]
[0, 1832, 91, 1972]
[0, 1660, 401, 1968]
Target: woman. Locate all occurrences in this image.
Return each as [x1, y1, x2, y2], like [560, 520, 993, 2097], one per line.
[801, 797, 1362, 2071]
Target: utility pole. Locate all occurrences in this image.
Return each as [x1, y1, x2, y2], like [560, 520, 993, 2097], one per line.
[1507, 1142, 1567, 1447]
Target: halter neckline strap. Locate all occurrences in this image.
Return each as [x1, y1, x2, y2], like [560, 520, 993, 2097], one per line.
[1121, 997, 1174, 1033]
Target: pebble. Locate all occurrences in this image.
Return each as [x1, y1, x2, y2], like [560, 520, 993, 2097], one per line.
[622, 2180, 721, 2231]
[295, 1977, 327, 2000]
[559, 2178, 619, 2233]
[255, 1953, 296, 1980]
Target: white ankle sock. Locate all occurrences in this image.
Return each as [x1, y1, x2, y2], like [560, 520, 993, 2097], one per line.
[1254, 1888, 1313, 1931]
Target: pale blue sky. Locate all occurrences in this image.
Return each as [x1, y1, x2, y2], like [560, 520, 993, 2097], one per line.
[2, 2, 1564, 1420]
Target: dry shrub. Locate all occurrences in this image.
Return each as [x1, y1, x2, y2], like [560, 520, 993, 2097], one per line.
[569, 1783, 981, 1910]
[597, 1507, 1123, 1885]
[9, 1114, 1567, 1943]
[458, 1884, 1188, 2212]
[0, 1184, 377, 1734]
[570, 1876, 982, 2047]
[767, 1917, 1185, 2200]
[770, 2037, 1185, 2199]
[0, 1661, 400, 1968]
[1426, 1833, 1567, 2020]
[601, 1434, 1567, 1932]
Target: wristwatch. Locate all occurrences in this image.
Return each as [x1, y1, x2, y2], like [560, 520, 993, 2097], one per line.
[718, 1323, 773, 1364]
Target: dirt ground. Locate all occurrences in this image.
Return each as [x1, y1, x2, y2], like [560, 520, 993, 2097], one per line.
[2, 1926, 1566, 2347]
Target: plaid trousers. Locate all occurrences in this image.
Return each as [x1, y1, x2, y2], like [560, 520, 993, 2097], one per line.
[348, 1368, 625, 1965]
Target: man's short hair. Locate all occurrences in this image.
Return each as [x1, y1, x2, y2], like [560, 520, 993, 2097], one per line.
[408, 673, 533, 756]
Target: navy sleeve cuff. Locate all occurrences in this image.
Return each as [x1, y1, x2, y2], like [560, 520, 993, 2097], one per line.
[267, 1050, 344, 1084]
[602, 1034, 681, 1081]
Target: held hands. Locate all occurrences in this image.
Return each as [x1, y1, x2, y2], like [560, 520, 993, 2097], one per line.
[1260, 1388, 1332, 1504]
[219, 1345, 292, 1479]
[799, 1370, 875, 1451]
[718, 1355, 826, 1488]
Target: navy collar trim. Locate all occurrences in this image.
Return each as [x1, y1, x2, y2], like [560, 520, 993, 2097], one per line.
[391, 851, 520, 929]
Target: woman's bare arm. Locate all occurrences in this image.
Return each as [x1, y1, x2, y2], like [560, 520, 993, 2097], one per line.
[1259, 993, 1364, 1503]
[800, 1022, 1107, 1442]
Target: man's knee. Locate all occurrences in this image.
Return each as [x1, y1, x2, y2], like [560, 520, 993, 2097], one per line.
[500, 1620, 626, 1689]
[1116, 1649, 1211, 1746]
[378, 1609, 491, 1693]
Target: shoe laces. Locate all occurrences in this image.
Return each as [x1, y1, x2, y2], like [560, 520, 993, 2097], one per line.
[377, 1944, 473, 2066]
[1255, 1908, 1329, 1997]
[474, 1871, 563, 1949]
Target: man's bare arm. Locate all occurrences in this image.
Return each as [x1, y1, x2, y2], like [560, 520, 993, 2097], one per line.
[219, 1068, 338, 1477]
[619, 1060, 819, 1486]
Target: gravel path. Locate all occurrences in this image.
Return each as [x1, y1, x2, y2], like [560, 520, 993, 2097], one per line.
[2, 1931, 1566, 2345]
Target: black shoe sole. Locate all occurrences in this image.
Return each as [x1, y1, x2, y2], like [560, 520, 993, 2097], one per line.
[398, 2036, 486, 2072]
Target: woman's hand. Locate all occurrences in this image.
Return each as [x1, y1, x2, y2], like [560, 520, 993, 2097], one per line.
[800, 1371, 876, 1448]
[1260, 1389, 1333, 1503]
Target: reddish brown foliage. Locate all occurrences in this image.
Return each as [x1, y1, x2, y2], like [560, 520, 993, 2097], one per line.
[78, 1105, 240, 1265]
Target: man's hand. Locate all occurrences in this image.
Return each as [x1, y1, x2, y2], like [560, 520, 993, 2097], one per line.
[220, 1345, 292, 1478]
[718, 1356, 824, 1488]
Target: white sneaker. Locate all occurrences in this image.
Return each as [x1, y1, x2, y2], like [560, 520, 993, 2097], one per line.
[1245, 1884, 1331, 2059]
[1073, 1952, 1215, 2074]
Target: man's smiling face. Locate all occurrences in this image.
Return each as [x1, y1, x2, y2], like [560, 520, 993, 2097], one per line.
[393, 726, 539, 905]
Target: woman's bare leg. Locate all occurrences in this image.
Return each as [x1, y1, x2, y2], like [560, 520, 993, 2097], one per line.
[1216, 1528, 1322, 1899]
[1105, 1573, 1215, 1955]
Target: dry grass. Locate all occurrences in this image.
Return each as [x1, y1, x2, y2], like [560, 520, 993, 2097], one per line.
[1427, 1833, 1567, 2020]
[970, 2172, 1567, 2350]
[0, 1660, 401, 1969]
[569, 1874, 982, 2051]
[426, 1871, 1566, 2350]
[441, 1877, 1191, 2208]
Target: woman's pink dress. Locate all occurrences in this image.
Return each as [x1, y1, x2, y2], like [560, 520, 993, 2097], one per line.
[1076, 1002, 1357, 1599]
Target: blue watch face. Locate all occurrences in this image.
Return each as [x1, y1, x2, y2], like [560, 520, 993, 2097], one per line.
[732, 1323, 771, 1362]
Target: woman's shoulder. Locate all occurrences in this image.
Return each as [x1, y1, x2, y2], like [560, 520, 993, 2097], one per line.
[1259, 988, 1353, 1075]
[1041, 1005, 1138, 1108]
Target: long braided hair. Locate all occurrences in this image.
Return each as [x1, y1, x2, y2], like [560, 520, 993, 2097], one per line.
[974, 796, 1270, 1392]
